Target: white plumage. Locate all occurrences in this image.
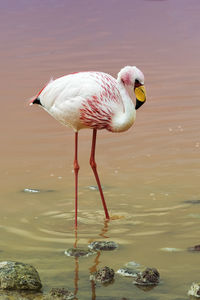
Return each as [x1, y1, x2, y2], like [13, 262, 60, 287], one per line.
[40, 71, 123, 131]
[30, 66, 146, 227]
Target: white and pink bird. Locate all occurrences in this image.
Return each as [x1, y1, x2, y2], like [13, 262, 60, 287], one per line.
[30, 66, 146, 227]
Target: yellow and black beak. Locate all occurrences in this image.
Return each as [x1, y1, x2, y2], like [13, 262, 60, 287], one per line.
[134, 85, 146, 110]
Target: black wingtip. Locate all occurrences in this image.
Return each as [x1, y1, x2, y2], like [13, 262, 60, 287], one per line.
[32, 97, 42, 105]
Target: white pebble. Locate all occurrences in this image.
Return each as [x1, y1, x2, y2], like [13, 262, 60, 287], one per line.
[160, 247, 182, 252]
[188, 283, 200, 297]
[24, 188, 40, 193]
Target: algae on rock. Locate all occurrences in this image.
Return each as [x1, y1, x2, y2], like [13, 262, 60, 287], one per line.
[0, 261, 42, 291]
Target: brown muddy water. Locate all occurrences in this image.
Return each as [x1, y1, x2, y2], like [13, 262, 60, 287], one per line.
[0, 0, 200, 299]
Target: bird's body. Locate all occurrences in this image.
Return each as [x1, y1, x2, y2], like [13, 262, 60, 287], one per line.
[31, 66, 146, 227]
[37, 71, 135, 133]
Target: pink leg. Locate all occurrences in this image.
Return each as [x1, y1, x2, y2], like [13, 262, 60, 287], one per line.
[74, 132, 80, 228]
[90, 129, 110, 219]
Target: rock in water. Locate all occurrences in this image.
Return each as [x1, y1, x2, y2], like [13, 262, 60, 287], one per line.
[116, 267, 139, 278]
[116, 261, 141, 278]
[133, 267, 160, 285]
[0, 261, 42, 291]
[188, 244, 200, 252]
[91, 266, 115, 284]
[23, 188, 40, 193]
[64, 248, 96, 258]
[88, 241, 118, 251]
[0, 291, 42, 300]
[160, 247, 182, 252]
[44, 288, 75, 300]
[188, 283, 200, 298]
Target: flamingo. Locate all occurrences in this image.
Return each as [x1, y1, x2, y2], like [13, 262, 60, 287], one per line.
[30, 66, 146, 227]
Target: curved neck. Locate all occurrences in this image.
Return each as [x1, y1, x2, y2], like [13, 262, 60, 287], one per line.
[110, 81, 136, 132]
[118, 81, 134, 112]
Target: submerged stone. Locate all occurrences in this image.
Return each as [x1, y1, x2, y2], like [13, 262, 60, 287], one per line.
[188, 282, 200, 298]
[188, 245, 200, 252]
[125, 261, 140, 268]
[184, 200, 200, 205]
[44, 288, 75, 300]
[23, 188, 40, 193]
[135, 284, 157, 292]
[88, 185, 99, 191]
[91, 266, 115, 284]
[117, 261, 141, 278]
[0, 261, 42, 291]
[23, 188, 55, 194]
[88, 241, 118, 251]
[160, 247, 182, 252]
[0, 291, 42, 300]
[116, 268, 139, 278]
[64, 248, 96, 258]
[132, 267, 160, 286]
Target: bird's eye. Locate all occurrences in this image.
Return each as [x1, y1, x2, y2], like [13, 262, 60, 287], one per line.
[134, 79, 141, 88]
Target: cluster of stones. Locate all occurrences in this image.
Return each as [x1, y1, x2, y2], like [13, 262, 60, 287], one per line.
[0, 241, 119, 299]
[64, 240, 119, 258]
[6, 241, 200, 298]
[65, 241, 118, 284]
[0, 240, 170, 299]
[0, 261, 75, 300]
[1, 235, 200, 299]
[117, 265, 160, 286]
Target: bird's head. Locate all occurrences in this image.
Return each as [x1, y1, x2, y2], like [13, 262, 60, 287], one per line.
[118, 66, 146, 110]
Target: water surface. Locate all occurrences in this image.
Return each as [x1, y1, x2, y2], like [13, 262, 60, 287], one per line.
[0, 0, 200, 299]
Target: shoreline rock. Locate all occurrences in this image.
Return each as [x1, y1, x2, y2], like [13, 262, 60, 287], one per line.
[0, 261, 42, 291]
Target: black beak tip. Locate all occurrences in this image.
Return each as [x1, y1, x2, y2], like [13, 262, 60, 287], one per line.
[135, 99, 145, 110]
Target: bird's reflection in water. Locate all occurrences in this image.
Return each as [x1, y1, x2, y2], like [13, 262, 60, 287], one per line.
[74, 257, 79, 298]
[89, 251, 101, 300]
[89, 219, 110, 300]
[73, 219, 110, 299]
[99, 218, 109, 239]
[135, 284, 157, 292]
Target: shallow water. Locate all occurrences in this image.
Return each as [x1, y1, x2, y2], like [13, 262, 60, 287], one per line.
[0, 0, 200, 299]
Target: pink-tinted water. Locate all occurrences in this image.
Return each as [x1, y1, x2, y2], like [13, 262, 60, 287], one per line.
[0, 0, 200, 299]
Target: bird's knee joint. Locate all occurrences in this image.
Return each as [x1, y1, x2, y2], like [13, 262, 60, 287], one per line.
[74, 162, 80, 173]
[90, 159, 96, 169]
